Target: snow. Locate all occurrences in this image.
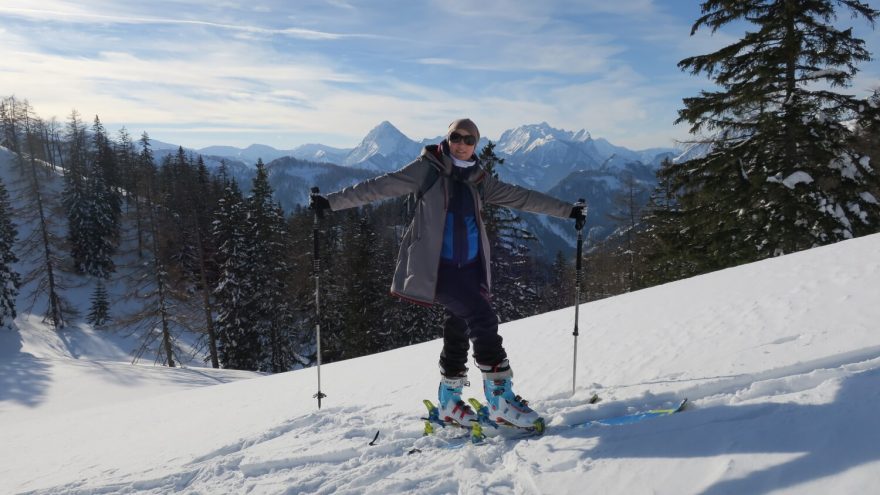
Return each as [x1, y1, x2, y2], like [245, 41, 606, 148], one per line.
[830, 155, 859, 180]
[860, 191, 878, 205]
[2, 229, 880, 494]
[767, 171, 814, 189]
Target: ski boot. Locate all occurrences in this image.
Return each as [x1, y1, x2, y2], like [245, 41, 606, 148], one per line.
[437, 375, 478, 427]
[479, 361, 545, 433]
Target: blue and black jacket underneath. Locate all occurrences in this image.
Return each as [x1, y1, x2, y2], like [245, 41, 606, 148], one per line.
[441, 166, 480, 267]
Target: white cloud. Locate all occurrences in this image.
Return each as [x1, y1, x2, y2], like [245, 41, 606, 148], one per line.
[0, 4, 372, 41]
[8, 0, 869, 153]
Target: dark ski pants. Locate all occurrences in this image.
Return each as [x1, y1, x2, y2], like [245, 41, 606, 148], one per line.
[435, 262, 506, 377]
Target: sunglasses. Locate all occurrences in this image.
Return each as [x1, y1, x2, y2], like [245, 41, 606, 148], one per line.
[449, 132, 477, 146]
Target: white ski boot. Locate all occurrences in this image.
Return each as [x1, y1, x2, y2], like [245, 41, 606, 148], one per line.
[479, 361, 544, 431]
[437, 375, 478, 426]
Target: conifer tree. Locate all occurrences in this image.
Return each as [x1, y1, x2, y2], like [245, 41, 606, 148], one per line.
[82, 157, 118, 278]
[326, 207, 391, 360]
[62, 111, 91, 273]
[245, 160, 296, 372]
[541, 250, 573, 312]
[87, 280, 110, 326]
[91, 116, 121, 199]
[114, 127, 137, 204]
[63, 115, 119, 278]
[0, 177, 20, 326]
[213, 178, 261, 370]
[675, 0, 879, 272]
[639, 158, 698, 286]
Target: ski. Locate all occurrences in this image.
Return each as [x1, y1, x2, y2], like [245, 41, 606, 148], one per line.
[419, 399, 484, 443]
[408, 396, 685, 454]
[580, 398, 688, 428]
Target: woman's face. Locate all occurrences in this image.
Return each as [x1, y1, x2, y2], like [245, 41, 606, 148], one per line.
[448, 131, 476, 161]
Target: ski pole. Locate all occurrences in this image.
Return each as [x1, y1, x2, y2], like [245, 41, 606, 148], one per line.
[311, 186, 328, 409]
[572, 199, 586, 397]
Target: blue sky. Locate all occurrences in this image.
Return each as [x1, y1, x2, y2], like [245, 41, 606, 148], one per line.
[1, 1, 878, 151]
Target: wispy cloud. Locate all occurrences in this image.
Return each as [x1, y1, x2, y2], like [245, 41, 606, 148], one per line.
[0, 5, 375, 40]
[0, 0, 876, 151]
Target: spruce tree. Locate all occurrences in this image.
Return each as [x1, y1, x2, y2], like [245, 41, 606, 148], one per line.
[246, 160, 296, 372]
[114, 127, 137, 205]
[63, 115, 118, 278]
[83, 157, 117, 278]
[213, 178, 261, 370]
[675, 0, 879, 270]
[133, 132, 154, 258]
[328, 207, 390, 360]
[87, 280, 110, 326]
[542, 251, 573, 312]
[62, 111, 91, 273]
[639, 158, 698, 286]
[0, 177, 20, 326]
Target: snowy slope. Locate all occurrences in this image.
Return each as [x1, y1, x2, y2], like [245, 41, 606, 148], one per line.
[2, 230, 880, 493]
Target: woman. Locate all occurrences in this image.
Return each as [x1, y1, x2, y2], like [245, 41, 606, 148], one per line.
[310, 118, 587, 429]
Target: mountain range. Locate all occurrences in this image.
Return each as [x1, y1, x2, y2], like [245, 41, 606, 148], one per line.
[154, 121, 681, 258]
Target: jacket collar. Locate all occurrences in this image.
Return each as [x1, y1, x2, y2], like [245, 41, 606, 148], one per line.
[422, 143, 483, 182]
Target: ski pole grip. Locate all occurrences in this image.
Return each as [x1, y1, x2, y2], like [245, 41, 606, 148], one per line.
[575, 198, 585, 272]
[312, 187, 321, 270]
[311, 186, 325, 220]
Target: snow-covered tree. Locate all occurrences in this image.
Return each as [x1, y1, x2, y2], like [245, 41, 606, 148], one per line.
[674, 0, 880, 271]
[245, 160, 297, 372]
[213, 178, 261, 370]
[62, 111, 91, 274]
[63, 115, 119, 278]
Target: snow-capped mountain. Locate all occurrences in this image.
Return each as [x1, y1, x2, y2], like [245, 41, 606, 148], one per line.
[169, 122, 678, 191]
[493, 122, 606, 190]
[673, 140, 713, 164]
[152, 122, 679, 250]
[198, 143, 293, 165]
[290, 143, 351, 165]
[341, 121, 425, 172]
[182, 121, 678, 185]
[495, 121, 593, 155]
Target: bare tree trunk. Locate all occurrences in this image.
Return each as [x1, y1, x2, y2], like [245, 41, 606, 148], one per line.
[18, 103, 64, 329]
[147, 196, 175, 367]
[194, 225, 219, 368]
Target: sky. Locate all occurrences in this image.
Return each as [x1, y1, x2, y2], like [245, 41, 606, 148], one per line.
[0, 1, 878, 151]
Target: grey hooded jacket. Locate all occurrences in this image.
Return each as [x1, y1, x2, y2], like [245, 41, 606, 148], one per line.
[326, 144, 580, 306]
